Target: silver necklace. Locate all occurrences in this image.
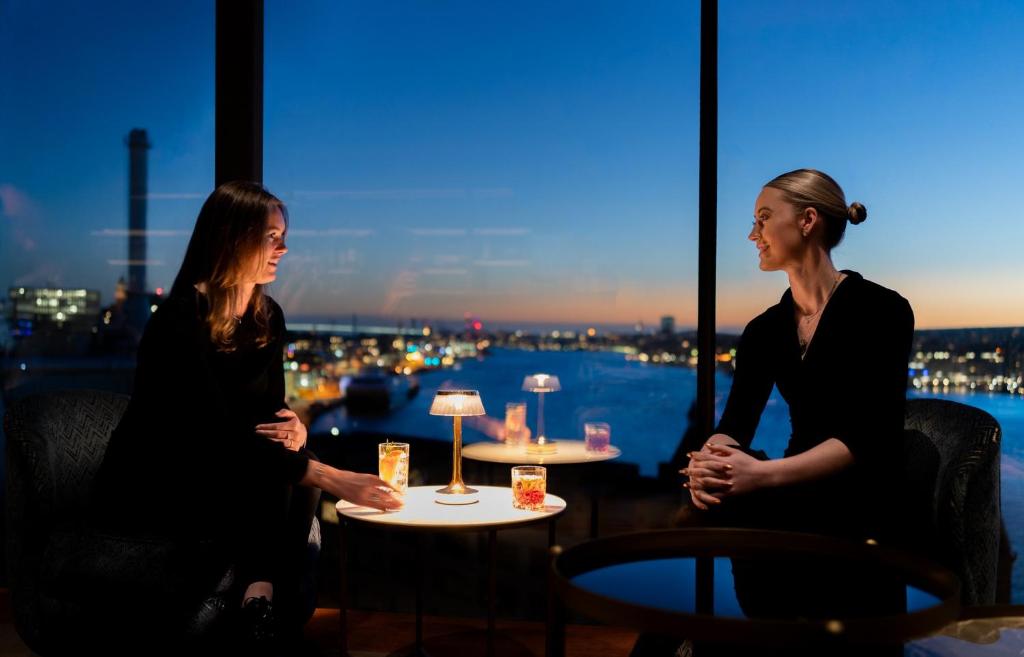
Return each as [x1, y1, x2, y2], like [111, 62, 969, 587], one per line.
[798, 273, 842, 350]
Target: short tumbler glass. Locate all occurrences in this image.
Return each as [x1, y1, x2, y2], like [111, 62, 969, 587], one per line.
[511, 465, 547, 511]
[584, 422, 611, 453]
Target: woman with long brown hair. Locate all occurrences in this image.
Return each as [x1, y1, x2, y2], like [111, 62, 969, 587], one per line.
[94, 181, 401, 651]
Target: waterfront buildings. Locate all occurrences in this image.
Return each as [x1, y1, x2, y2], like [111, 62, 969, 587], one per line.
[6, 287, 100, 337]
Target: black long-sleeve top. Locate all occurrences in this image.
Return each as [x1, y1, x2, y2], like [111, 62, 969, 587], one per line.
[714, 271, 914, 539]
[93, 290, 309, 536]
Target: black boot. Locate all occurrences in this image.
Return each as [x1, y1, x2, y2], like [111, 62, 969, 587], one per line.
[238, 595, 279, 654]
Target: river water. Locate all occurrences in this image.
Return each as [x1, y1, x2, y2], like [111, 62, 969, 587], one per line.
[312, 347, 1024, 601]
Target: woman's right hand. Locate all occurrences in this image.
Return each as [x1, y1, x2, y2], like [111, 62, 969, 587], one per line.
[680, 433, 740, 510]
[307, 463, 403, 511]
[337, 471, 404, 511]
[685, 479, 723, 511]
[684, 473, 732, 511]
[703, 433, 741, 449]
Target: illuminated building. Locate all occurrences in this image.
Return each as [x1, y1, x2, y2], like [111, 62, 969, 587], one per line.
[6, 287, 101, 337]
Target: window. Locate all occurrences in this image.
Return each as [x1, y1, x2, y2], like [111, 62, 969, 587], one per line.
[718, 0, 1024, 599]
[0, 1, 214, 396]
[265, 1, 700, 481]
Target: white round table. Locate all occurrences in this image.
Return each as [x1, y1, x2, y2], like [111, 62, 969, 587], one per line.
[463, 440, 620, 538]
[337, 484, 566, 528]
[336, 485, 567, 657]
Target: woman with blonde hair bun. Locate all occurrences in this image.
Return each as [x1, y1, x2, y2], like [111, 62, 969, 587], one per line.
[685, 168, 911, 536]
[659, 169, 914, 656]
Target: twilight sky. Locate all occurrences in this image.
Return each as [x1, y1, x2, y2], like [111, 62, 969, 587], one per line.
[2, 0, 1023, 331]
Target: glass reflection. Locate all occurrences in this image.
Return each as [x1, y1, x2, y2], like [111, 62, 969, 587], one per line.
[572, 556, 940, 620]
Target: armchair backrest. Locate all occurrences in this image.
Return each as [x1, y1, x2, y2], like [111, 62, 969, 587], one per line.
[904, 397, 1002, 606]
[5, 388, 127, 531]
[4, 389, 129, 646]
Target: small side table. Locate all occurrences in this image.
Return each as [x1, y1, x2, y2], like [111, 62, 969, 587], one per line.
[463, 440, 620, 538]
[337, 485, 566, 657]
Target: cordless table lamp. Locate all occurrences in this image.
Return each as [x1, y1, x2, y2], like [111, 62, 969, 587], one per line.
[429, 389, 486, 504]
[522, 374, 561, 454]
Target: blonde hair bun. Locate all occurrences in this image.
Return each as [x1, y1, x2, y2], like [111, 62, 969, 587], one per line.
[848, 202, 867, 225]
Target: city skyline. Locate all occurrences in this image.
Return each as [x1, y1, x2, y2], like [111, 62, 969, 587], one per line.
[2, 1, 1023, 330]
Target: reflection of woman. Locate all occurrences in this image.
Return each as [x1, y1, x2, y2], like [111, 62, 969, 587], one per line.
[93, 182, 401, 649]
[684, 168, 913, 544]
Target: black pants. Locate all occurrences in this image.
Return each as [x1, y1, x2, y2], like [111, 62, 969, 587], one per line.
[231, 450, 321, 626]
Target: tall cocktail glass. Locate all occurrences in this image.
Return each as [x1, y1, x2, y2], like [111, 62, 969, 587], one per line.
[378, 441, 410, 495]
[504, 402, 528, 446]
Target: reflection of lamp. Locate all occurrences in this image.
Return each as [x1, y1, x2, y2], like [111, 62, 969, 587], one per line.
[522, 374, 561, 453]
[430, 389, 486, 504]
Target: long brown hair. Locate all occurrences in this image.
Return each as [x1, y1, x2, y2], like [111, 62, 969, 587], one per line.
[171, 181, 287, 351]
[764, 169, 867, 251]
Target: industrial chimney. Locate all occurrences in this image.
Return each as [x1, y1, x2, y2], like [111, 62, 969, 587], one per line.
[124, 129, 151, 334]
[126, 129, 150, 294]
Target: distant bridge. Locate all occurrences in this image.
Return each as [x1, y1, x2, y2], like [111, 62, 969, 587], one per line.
[286, 322, 428, 337]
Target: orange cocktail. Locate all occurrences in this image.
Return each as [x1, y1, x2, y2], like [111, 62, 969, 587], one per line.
[511, 465, 546, 511]
[378, 442, 410, 495]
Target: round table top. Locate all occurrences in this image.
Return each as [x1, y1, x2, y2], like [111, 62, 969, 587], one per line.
[462, 439, 621, 465]
[550, 528, 961, 647]
[336, 485, 567, 530]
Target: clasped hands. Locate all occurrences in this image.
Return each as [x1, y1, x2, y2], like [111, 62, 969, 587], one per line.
[680, 433, 766, 511]
[255, 408, 307, 452]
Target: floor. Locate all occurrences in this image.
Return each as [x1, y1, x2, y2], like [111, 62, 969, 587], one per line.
[0, 440, 675, 655]
[0, 589, 638, 657]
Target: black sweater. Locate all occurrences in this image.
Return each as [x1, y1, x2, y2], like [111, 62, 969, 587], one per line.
[714, 271, 914, 538]
[94, 290, 309, 535]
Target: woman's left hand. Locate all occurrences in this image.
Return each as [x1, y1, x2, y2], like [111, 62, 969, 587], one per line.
[255, 408, 308, 451]
[690, 444, 770, 497]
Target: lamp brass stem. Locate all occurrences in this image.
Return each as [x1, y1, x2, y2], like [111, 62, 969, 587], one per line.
[452, 415, 463, 487]
[537, 391, 546, 443]
[437, 415, 478, 497]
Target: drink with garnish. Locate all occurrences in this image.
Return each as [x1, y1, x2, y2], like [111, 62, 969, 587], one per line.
[378, 442, 410, 495]
[511, 465, 546, 511]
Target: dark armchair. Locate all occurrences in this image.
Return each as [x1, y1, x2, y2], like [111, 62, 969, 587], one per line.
[903, 397, 1010, 606]
[4, 389, 321, 654]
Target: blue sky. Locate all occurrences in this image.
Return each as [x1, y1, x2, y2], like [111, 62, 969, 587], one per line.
[2, 0, 1022, 331]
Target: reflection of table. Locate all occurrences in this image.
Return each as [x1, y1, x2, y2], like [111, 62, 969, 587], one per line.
[463, 440, 620, 538]
[547, 528, 961, 656]
[908, 606, 1024, 655]
[337, 485, 566, 657]
[463, 440, 621, 465]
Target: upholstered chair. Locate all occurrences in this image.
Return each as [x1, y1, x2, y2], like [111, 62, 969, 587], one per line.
[904, 397, 1007, 606]
[4, 389, 321, 654]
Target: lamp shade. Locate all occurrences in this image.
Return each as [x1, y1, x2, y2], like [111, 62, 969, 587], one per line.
[429, 389, 486, 416]
[522, 373, 561, 393]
